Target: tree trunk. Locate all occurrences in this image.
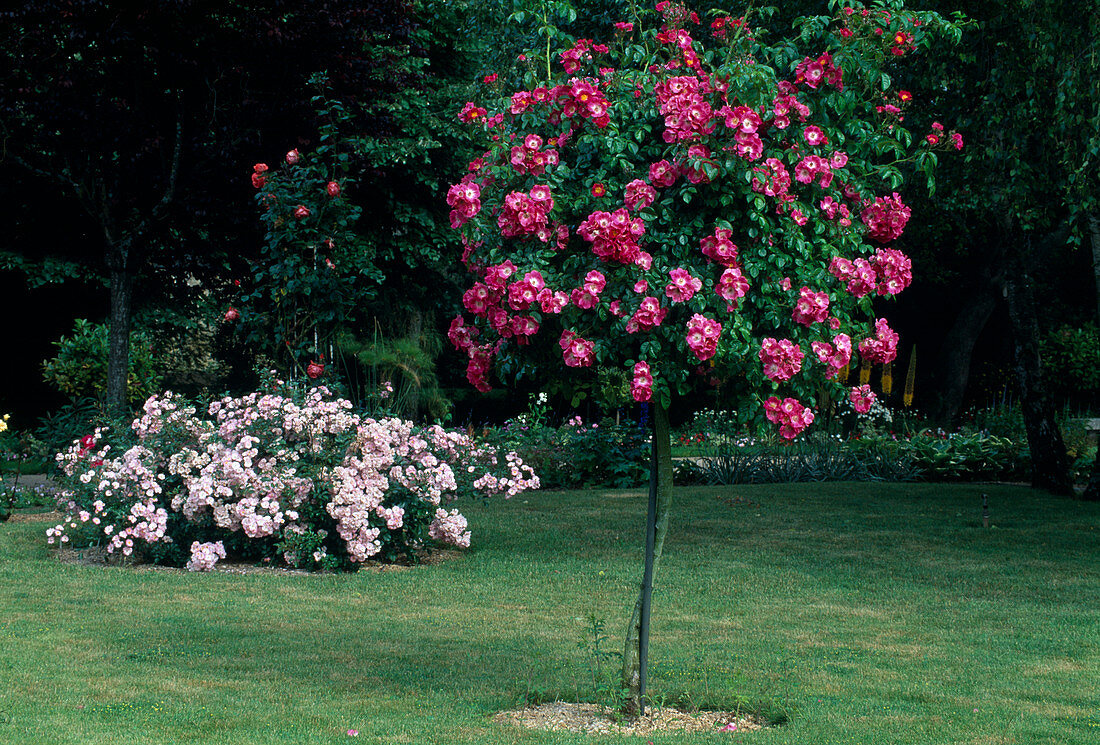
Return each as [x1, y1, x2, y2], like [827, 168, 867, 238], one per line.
[105, 244, 134, 417]
[1083, 445, 1100, 501]
[621, 403, 673, 716]
[933, 280, 998, 425]
[1002, 229, 1073, 495]
[1082, 212, 1100, 501]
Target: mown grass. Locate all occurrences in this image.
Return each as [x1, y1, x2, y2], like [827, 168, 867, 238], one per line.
[1, 482, 1098, 744]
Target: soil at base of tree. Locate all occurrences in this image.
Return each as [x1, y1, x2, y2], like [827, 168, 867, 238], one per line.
[493, 701, 767, 735]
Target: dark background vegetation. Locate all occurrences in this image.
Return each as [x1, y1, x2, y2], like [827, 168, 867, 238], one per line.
[1, 0, 1097, 491]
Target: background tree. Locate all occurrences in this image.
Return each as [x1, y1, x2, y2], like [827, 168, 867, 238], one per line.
[0, 0, 417, 415]
[894, 0, 1099, 494]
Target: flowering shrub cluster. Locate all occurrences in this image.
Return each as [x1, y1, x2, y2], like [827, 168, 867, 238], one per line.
[446, 0, 962, 440]
[47, 380, 537, 570]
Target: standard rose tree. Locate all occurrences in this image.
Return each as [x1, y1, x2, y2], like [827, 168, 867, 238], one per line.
[445, 0, 962, 713]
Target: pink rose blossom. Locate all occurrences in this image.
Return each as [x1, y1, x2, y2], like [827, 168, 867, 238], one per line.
[858, 318, 900, 364]
[759, 337, 803, 381]
[665, 268, 702, 303]
[764, 396, 814, 439]
[631, 361, 654, 402]
[685, 314, 721, 361]
[791, 287, 830, 326]
[850, 384, 876, 413]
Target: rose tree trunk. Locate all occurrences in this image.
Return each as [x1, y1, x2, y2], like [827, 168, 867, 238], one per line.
[620, 403, 673, 716]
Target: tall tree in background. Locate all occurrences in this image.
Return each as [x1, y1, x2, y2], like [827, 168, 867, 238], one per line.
[900, 0, 1099, 494]
[0, 0, 416, 415]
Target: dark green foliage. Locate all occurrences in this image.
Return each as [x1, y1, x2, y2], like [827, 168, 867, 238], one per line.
[486, 417, 648, 489]
[677, 429, 1029, 486]
[41, 320, 162, 406]
[1039, 323, 1100, 411]
[33, 398, 106, 463]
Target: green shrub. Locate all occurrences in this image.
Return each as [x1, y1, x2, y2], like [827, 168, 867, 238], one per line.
[1040, 323, 1100, 410]
[486, 415, 648, 490]
[41, 319, 162, 405]
[677, 429, 1027, 486]
[680, 433, 922, 486]
[904, 430, 1028, 481]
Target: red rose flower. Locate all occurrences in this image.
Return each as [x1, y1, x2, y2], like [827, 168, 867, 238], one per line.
[251, 173, 266, 189]
[224, 307, 240, 322]
[326, 181, 341, 197]
[286, 149, 300, 165]
[306, 360, 325, 379]
[294, 205, 310, 219]
[253, 163, 269, 174]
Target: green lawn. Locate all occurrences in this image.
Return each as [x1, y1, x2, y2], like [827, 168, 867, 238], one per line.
[1, 482, 1098, 744]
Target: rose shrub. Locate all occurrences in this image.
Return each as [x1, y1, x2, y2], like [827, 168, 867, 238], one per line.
[441, 0, 963, 710]
[446, 0, 962, 440]
[46, 377, 537, 570]
[234, 87, 382, 373]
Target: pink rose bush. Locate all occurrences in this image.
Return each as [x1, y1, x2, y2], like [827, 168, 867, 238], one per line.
[48, 380, 537, 570]
[445, 1, 960, 441]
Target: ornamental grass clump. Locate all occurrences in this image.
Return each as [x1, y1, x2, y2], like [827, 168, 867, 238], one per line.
[47, 379, 537, 571]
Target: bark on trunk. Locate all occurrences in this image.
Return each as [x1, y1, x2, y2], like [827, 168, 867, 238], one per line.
[1091, 213, 1100, 325]
[105, 245, 134, 417]
[1083, 212, 1100, 501]
[933, 282, 998, 425]
[1082, 444, 1100, 501]
[621, 404, 673, 716]
[1002, 229, 1073, 495]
